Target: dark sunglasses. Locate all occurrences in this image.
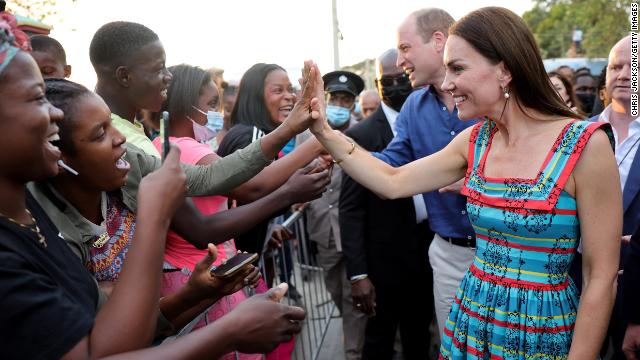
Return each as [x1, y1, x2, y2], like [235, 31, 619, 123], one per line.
[377, 73, 410, 87]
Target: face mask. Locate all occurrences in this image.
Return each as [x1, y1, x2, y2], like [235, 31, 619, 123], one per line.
[576, 93, 595, 113]
[326, 105, 351, 128]
[381, 83, 413, 112]
[188, 118, 216, 142]
[205, 111, 224, 133]
[189, 106, 217, 142]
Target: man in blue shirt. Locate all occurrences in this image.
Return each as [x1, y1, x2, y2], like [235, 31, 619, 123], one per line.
[374, 8, 478, 338]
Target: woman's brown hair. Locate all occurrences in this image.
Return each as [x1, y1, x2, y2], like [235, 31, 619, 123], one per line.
[449, 7, 581, 120]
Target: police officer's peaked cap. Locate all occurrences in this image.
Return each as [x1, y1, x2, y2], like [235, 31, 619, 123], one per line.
[322, 71, 365, 97]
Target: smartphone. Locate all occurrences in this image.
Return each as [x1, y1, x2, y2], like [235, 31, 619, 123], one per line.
[210, 252, 258, 279]
[161, 111, 170, 161]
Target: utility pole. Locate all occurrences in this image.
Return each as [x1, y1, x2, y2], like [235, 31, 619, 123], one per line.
[332, 0, 341, 70]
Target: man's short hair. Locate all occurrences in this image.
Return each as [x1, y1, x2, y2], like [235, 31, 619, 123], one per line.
[89, 21, 159, 71]
[30, 35, 67, 64]
[410, 8, 455, 43]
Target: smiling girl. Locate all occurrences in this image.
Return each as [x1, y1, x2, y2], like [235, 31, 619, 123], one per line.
[218, 63, 301, 255]
[150, 64, 331, 358]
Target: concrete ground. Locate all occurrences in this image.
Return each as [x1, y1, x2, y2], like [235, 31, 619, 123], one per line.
[273, 235, 442, 360]
[311, 313, 440, 360]
[316, 315, 344, 360]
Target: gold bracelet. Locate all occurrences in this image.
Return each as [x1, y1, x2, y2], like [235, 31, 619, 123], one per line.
[333, 141, 356, 165]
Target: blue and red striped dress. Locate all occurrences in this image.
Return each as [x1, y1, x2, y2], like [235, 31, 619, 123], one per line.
[439, 120, 613, 359]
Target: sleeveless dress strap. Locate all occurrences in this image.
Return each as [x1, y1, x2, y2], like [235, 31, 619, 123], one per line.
[547, 121, 613, 203]
[461, 121, 495, 198]
[461, 120, 613, 211]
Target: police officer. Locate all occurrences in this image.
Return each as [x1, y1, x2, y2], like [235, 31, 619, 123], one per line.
[323, 70, 365, 129]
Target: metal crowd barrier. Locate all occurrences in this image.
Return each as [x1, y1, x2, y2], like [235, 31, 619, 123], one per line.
[165, 207, 336, 359]
[259, 207, 336, 360]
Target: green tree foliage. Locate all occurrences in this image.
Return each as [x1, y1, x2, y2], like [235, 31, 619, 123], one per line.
[523, 0, 630, 58]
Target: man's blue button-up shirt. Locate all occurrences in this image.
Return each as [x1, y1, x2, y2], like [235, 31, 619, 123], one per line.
[373, 86, 477, 239]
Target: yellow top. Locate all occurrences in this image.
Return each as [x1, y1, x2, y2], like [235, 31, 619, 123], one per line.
[111, 113, 160, 157]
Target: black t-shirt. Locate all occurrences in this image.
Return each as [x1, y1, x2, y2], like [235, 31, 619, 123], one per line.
[0, 191, 98, 359]
[218, 124, 278, 254]
[217, 124, 256, 160]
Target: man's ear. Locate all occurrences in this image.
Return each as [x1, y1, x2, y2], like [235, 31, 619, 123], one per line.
[497, 61, 512, 88]
[63, 64, 72, 78]
[431, 31, 447, 53]
[115, 66, 131, 88]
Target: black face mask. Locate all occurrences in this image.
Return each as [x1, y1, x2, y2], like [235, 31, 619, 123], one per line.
[381, 83, 413, 112]
[576, 93, 595, 113]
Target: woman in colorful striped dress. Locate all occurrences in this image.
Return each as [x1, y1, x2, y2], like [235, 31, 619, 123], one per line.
[442, 119, 611, 359]
[307, 6, 621, 360]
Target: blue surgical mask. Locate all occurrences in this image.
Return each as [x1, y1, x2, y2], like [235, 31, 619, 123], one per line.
[205, 111, 224, 132]
[326, 105, 351, 128]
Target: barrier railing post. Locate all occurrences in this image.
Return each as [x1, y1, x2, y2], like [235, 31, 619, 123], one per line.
[259, 206, 336, 360]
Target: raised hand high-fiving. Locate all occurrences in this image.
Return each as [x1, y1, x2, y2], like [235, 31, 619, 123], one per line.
[280, 60, 323, 135]
[303, 62, 331, 136]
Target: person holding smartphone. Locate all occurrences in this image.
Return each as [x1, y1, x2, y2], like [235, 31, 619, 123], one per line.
[31, 78, 327, 336]
[151, 64, 329, 359]
[0, 20, 305, 358]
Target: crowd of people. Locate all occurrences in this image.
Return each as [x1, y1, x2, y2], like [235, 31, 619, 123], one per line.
[0, 2, 637, 360]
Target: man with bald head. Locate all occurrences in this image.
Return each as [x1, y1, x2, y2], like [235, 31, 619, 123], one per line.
[371, 8, 479, 339]
[340, 48, 431, 359]
[591, 35, 640, 359]
[358, 89, 381, 119]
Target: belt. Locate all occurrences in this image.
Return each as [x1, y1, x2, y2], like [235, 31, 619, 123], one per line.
[440, 234, 476, 249]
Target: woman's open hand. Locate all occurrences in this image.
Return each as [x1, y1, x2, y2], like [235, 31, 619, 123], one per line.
[280, 61, 324, 135]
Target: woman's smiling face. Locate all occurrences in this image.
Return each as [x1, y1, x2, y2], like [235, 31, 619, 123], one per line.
[441, 35, 510, 121]
[263, 69, 295, 125]
[0, 51, 63, 182]
[61, 93, 130, 191]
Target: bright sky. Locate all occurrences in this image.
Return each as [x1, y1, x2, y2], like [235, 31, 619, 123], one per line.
[49, 0, 533, 88]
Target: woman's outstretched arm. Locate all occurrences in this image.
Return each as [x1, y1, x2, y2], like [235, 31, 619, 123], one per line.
[304, 61, 469, 199]
[311, 113, 470, 199]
